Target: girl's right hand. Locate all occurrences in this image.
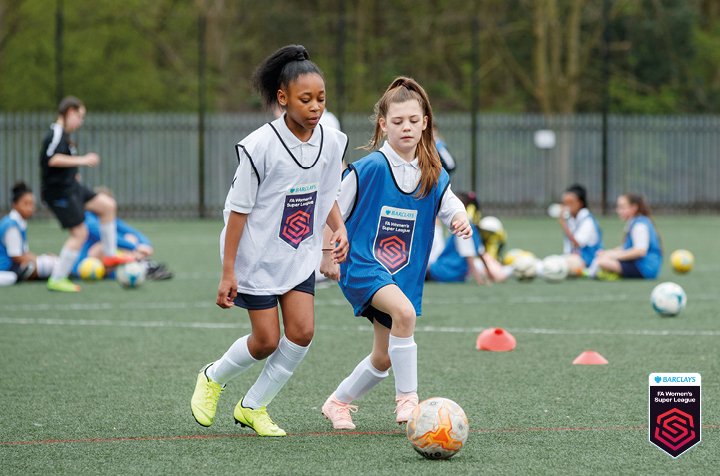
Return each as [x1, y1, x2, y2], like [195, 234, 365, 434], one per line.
[84, 153, 100, 167]
[216, 274, 237, 309]
[320, 253, 341, 281]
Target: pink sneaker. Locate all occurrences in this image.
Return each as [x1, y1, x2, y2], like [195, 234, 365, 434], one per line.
[322, 393, 358, 430]
[394, 393, 419, 424]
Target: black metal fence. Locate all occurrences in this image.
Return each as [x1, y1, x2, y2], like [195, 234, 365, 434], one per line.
[2, 112, 719, 218]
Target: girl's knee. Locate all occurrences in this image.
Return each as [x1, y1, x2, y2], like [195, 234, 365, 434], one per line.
[370, 353, 391, 372]
[70, 224, 88, 242]
[285, 327, 314, 347]
[392, 304, 416, 327]
[249, 334, 280, 359]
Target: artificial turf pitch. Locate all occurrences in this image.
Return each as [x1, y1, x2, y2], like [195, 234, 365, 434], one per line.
[1, 216, 718, 474]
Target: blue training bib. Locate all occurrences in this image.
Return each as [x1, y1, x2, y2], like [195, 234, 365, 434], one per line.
[339, 152, 450, 317]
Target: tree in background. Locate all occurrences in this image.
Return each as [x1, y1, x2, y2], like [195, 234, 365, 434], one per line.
[0, 0, 718, 114]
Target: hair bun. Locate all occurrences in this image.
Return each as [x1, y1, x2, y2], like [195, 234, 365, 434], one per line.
[295, 47, 308, 61]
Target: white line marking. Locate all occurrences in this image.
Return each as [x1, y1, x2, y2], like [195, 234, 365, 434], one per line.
[2, 292, 717, 313]
[1, 316, 719, 337]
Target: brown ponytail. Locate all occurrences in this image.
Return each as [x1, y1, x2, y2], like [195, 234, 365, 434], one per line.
[363, 77, 441, 198]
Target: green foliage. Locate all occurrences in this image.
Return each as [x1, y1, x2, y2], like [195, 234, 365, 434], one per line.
[0, 0, 719, 113]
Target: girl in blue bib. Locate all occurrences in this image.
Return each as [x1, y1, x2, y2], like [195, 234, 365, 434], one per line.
[593, 193, 662, 279]
[319, 77, 471, 430]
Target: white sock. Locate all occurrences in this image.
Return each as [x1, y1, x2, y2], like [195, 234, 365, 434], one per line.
[587, 259, 599, 278]
[0, 271, 17, 286]
[50, 246, 79, 281]
[242, 336, 310, 409]
[36, 255, 58, 278]
[335, 355, 389, 403]
[206, 335, 257, 385]
[502, 265, 514, 279]
[388, 335, 417, 396]
[100, 221, 117, 256]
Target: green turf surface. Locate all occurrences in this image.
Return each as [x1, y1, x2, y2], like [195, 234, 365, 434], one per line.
[1, 216, 718, 475]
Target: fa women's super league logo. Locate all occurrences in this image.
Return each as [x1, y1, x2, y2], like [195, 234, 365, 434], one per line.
[279, 184, 317, 249]
[648, 373, 701, 458]
[373, 206, 416, 274]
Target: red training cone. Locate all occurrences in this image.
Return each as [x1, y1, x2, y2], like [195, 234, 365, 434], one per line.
[476, 328, 516, 352]
[572, 350, 608, 365]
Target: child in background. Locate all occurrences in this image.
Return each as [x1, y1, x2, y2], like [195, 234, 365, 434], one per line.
[0, 182, 57, 286]
[190, 45, 348, 437]
[428, 124, 457, 262]
[427, 192, 511, 284]
[433, 124, 456, 175]
[590, 193, 661, 280]
[557, 184, 603, 267]
[40, 96, 132, 292]
[71, 210, 173, 280]
[320, 77, 471, 430]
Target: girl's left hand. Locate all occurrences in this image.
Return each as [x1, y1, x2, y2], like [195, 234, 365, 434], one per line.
[451, 213, 472, 239]
[329, 227, 349, 263]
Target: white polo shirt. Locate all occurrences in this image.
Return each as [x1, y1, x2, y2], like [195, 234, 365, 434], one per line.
[222, 115, 348, 295]
[338, 141, 465, 228]
[2, 210, 28, 257]
[563, 208, 600, 254]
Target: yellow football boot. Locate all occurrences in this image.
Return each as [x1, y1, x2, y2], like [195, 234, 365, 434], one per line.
[47, 278, 80, 292]
[191, 364, 223, 427]
[233, 401, 286, 437]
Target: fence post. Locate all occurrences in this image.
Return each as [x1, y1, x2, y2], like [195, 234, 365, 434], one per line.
[336, 0, 346, 129]
[55, 0, 64, 104]
[470, 15, 479, 193]
[197, 10, 207, 218]
[601, 0, 611, 215]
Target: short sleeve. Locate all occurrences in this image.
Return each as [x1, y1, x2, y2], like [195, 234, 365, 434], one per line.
[226, 146, 261, 214]
[3, 228, 24, 257]
[338, 169, 357, 221]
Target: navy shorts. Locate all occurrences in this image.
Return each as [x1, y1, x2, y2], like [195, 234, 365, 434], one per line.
[620, 259, 644, 279]
[233, 273, 315, 310]
[361, 305, 393, 330]
[44, 183, 96, 229]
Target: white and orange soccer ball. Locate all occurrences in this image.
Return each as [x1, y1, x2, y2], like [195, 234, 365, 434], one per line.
[406, 397, 469, 460]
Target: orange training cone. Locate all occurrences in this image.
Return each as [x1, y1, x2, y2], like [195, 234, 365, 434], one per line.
[572, 350, 608, 365]
[476, 328, 516, 352]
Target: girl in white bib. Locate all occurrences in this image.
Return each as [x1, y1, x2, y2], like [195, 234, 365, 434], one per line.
[191, 45, 348, 437]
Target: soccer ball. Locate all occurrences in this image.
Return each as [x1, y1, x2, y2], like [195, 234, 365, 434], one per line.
[407, 397, 469, 460]
[650, 282, 687, 317]
[512, 252, 537, 281]
[78, 257, 105, 280]
[541, 255, 569, 283]
[503, 248, 524, 266]
[564, 254, 585, 277]
[116, 261, 146, 289]
[670, 249, 694, 274]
